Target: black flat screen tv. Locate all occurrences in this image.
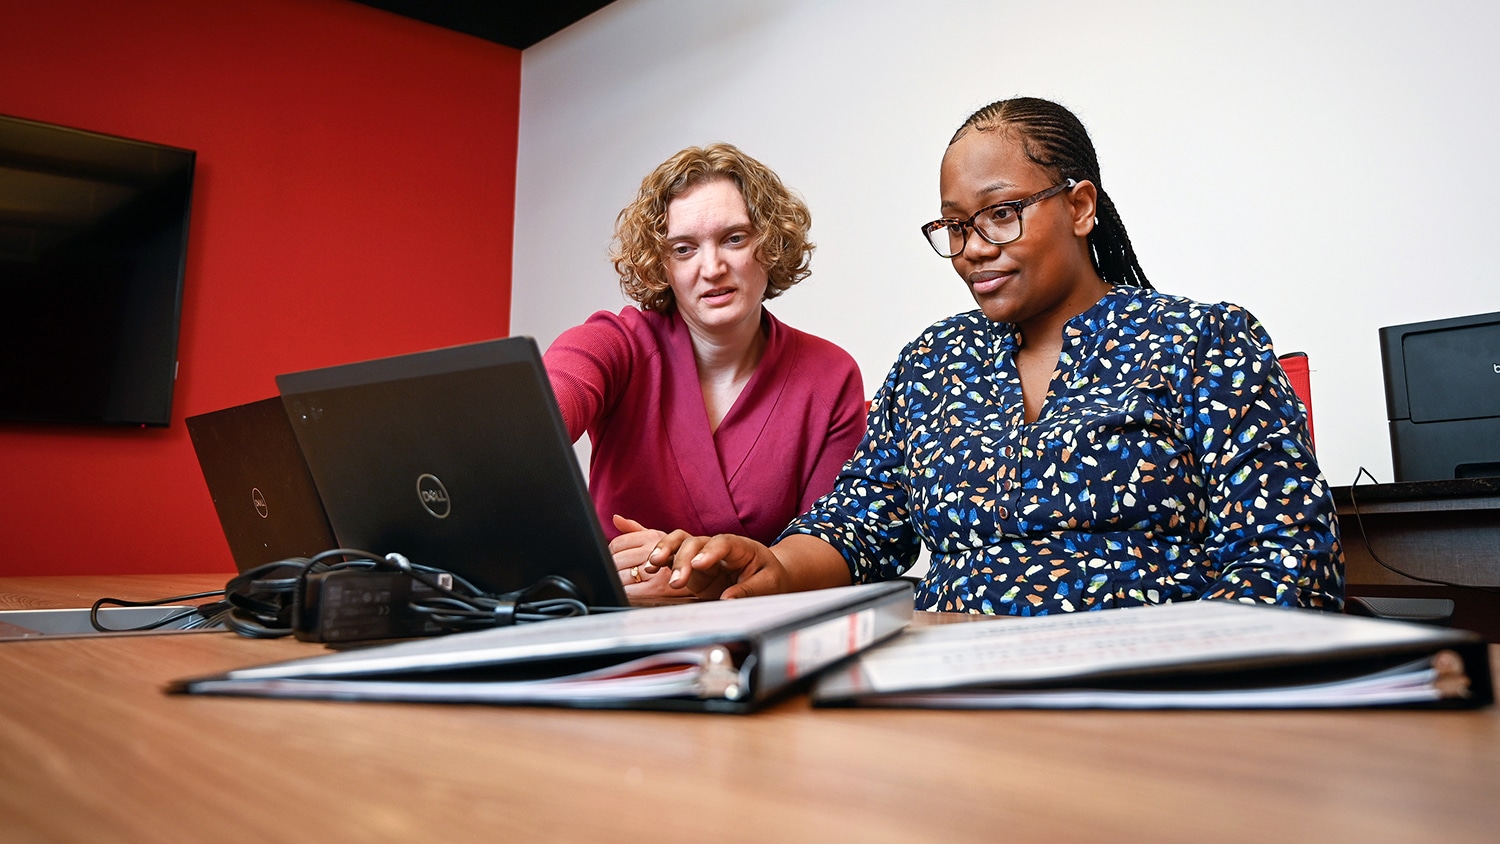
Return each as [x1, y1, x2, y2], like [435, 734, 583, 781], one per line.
[0, 113, 195, 427]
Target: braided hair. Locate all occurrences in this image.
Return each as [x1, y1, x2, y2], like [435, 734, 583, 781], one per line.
[952, 97, 1152, 290]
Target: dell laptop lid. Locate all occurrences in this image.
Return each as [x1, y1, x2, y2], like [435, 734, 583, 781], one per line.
[186, 397, 339, 572]
[274, 337, 628, 608]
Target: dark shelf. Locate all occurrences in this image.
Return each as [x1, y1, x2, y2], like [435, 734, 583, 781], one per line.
[1332, 476, 1500, 510]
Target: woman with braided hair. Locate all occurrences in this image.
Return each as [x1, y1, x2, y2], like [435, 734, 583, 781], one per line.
[649, 96, 1344, 615]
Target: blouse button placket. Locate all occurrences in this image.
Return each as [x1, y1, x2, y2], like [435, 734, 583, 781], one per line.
[993, 327, 1024, 532]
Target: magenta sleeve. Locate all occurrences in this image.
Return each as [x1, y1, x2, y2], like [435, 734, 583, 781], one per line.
[542, 311, 637, 443]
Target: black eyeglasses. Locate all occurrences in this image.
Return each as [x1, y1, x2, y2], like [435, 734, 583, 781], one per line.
[920, 179, 1076, 258]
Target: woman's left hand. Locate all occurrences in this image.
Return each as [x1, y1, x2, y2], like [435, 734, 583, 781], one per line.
[609, 515, 693, 598]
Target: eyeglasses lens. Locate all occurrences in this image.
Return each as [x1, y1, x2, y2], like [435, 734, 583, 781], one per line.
[924, 225, 960, 258]
[975, 206, 1020, 247]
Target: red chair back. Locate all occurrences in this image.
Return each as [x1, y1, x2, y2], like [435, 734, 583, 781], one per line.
[1277, 352, 1315, 451]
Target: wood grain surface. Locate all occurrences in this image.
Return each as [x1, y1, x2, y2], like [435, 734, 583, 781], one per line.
[2, 575, 1497, 843]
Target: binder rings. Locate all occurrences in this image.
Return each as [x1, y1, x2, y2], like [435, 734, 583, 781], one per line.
[170, 581, 913, 713]
[812, 600, 1494, 710]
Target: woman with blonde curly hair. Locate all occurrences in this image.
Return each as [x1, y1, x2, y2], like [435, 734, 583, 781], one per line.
[544, 143, 866, 598]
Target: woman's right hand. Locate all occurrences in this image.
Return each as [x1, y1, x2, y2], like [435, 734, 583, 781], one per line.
[644, 531, 792, 600]
[609, 515, 691, 599]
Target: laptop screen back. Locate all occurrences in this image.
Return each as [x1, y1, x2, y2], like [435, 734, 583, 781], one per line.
[187, 397, 338, 572]
[274, 337, 627, 607]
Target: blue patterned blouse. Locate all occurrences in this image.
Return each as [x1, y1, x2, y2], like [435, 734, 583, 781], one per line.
[783, 285, 1344, 614]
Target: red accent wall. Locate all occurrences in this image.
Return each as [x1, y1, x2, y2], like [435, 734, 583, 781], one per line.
[0, 0, 521, 576]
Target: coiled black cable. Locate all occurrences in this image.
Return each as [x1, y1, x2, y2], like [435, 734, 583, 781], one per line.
[89, 548, 623, 638]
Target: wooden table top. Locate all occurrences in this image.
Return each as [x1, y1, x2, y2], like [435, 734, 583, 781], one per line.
[2, 575, 1498, 843]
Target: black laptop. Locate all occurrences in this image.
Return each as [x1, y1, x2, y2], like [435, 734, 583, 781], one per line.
[187, 397, 339, 571]
[273, 336, 628, 608]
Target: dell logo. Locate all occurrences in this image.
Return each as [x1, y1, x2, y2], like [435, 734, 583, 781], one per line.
[416, 473, 451, 519]
[1494, 363, 1500, 374]
[251, 488, 269, 519]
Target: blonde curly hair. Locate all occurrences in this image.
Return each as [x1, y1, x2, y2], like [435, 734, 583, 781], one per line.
[612, 143, 814, 313]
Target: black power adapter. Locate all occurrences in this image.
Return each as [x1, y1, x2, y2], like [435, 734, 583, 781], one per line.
[294, 567, 452, 643]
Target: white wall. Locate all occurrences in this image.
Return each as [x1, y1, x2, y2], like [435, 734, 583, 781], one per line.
[513, 0, 1500, 487]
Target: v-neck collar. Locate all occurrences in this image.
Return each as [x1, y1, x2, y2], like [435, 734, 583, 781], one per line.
[982, 286, 1129, 427]
[659, 308, 793, 535]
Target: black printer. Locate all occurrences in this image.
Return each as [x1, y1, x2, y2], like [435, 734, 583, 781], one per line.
[1380, 310, 1500, 481]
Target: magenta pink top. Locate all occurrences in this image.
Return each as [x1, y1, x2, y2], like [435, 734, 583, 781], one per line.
[543, 307, 866, 545]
